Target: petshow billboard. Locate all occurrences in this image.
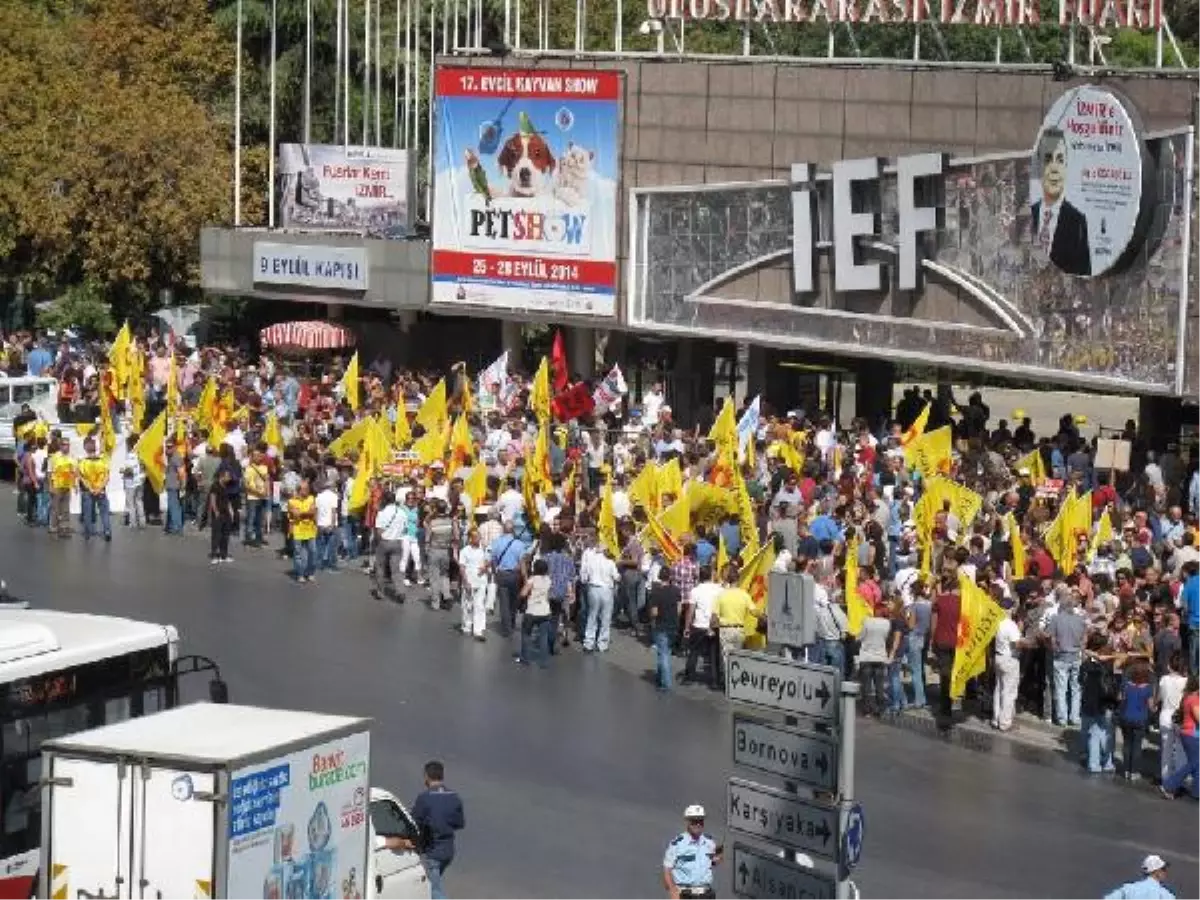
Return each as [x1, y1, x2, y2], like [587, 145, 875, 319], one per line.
[430, 67, 622, 318]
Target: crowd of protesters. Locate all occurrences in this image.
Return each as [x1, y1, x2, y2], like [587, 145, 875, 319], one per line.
[5, 326, 1200, 799]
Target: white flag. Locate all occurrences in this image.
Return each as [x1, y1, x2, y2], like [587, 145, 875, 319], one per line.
[592, 364, 628, 413]
[477, 350, 509, 411]
[736, 395, 761, 452]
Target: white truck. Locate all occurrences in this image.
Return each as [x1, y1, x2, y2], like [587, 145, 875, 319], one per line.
[38, 703, 430, 899]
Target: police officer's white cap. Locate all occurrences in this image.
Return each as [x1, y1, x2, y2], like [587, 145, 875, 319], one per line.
[684, 804, 705, 819]
[1142, 855, 1168, 874]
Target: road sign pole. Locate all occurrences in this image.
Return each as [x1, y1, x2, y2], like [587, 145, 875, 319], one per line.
[836, 681, 859, 900]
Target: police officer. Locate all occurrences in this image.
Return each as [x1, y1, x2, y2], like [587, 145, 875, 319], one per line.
[662, 804, 722, 899]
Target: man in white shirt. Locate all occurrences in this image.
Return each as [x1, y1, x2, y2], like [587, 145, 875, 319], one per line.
[314, 480, 341, 572]
[582, 546, 620, 653]
[992, 604, 1024, 732]
[496, 478, 524, 525]
[457, 528, 490, 640]
[371, 493, 409, 601]
[611, 477, 632, 521]
[641, 383, 665, 428]
[683, 570, 723, 687]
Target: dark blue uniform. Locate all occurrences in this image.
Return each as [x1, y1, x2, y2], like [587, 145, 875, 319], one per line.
[412, 784, 465, 864]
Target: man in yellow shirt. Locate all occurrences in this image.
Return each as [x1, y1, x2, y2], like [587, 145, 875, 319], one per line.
[242, 446, 271, 547]
[78, 437, 112, 542]
[287, 478, 319, 583]
[47, 435, 77, 538]
[714, 581, 753, 680]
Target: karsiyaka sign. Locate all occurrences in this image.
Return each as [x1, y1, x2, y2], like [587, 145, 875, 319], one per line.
[646, 0, 1162, 27]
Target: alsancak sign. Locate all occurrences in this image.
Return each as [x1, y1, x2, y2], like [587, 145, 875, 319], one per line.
[253, 242, 370, 291]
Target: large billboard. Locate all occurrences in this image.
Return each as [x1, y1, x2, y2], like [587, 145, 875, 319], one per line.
[628, 86, 1193, 396]
[430, 67, 622, 317]
[277, 143, 415, 239]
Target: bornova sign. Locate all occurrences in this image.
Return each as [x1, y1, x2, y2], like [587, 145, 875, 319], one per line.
[646, 0, 1162, 28]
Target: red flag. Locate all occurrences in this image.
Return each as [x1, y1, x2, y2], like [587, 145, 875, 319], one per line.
[550, 330, 569, 391]
[551, 382, 595, 422]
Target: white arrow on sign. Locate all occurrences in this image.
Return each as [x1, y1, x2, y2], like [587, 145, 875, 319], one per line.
[731, 843, 836, 900]
[732, 715, 838, 792]
[725, 650, 840, 724]
[727, 778, 840, 860]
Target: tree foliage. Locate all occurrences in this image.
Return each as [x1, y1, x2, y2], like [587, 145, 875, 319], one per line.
[0, 0, 238, 311]
[36, 280, 117, 337]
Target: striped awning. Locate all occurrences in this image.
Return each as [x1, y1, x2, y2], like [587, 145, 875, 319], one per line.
[259, 321, 356, 351]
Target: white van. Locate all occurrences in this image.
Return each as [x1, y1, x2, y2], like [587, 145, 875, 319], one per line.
[368, 787, 434, 898]
[0, 375, 58, 460]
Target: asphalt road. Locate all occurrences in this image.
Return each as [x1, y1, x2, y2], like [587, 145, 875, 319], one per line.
[2, 505, 1196, 899]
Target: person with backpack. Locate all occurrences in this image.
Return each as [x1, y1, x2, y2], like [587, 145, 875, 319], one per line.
[1079, 631, 1120, 774]
[1119, 658, 1155, 781]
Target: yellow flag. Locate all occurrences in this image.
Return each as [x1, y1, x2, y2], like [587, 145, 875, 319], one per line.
[448, 414, 474, 472]
[1015, 448, 1046, 485]
[264, 413, 284, 453]
[660, 495, 691, 541]
[739, 539, 777, 649]
[75, 423, 96, 438]
[348, 449, 373, 510]
[109, 322, 132, 399]
[716, 533, 730, 577]
[166, 353, 180, 420]
[900, 402, 930, 446]
[460, 375, 475, 415]
[599, 476, 620, 557]
[708, 397, 736, 449]
[530, 358, 552, 424]
[733, 464, 759, 560]
[196, 377, 218, 428]
[944, 481, 983, 534]
[412, 428, 446, 466]
[135, 410, 168, 495]
[949, 575, 1006, 699]
[128, 353, 147, 431]
[844, 538, 872, 637]
[393, 404, 412, 447]
[656, 458, 684, 501]
[415, 379, 448, 435]
[904, 425, 953, 480]
[464, 464, 488, 506]
[341, 353, 360, 412]
[628, 464, 659, 513]
[1005, 512, 1026, 579]
[1090, 508, 1114, 561]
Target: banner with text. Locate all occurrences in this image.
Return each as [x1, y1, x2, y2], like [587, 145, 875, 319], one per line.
[277, 143, 414, 239]
[431, 67, 621, 317]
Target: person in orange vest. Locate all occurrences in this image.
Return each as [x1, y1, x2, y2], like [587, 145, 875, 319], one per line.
[46, 434, 78, 538]
[78, 437, 112, 542]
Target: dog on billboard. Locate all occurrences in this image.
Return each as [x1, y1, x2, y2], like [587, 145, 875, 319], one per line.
[1030, 127, 1091, 277]
[495, 111, 556, 198]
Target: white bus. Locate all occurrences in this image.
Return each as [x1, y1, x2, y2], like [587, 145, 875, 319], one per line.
[0, 608, 224, 898]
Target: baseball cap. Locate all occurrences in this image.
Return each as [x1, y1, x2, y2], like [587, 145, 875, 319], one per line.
[1142, 855, 1167, 874]
[683, 804, 705, 819]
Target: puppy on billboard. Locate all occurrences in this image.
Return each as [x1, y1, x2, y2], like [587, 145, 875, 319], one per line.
[431, 68, 621, 316]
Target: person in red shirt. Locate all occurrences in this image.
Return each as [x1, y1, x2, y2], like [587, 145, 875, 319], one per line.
[929, 573, 962, 728]
[1093, 473, 1118, 511]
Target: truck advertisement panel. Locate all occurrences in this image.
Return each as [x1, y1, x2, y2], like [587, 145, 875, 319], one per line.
[226, 730, 371, 900]
[430, 67, 622, 317]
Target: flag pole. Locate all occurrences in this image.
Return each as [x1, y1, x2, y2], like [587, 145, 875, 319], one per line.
[363, 0, 372, 146]
[334, 0, 342, 142]
[267, 0, 277, 229]
[233, 0, 243, 226]
[304, 0, 312, 144]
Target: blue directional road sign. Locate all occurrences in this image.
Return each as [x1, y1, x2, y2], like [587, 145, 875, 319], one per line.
[840, 802, 865, 877]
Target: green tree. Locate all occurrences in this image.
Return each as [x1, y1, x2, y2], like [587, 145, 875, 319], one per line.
[36, 280, 117, 336]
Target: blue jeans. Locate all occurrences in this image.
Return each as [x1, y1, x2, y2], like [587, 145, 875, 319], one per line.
[584, 585, 614, 651]
[316, 529, 339, 570]
[1189, 630, 1199, 676]
[1052, 653, 1082, 725]
[906, 633, 927, 707]
[242, 498, 265, 544]
[652, 628, 674, 689]
[519, 616, 550, 668]
[81, 492, 111, 539]
[420, 857, 448, 900]
[620, 570, 646, 632]
[1163, 732, 1200, 797]
[341, 515, 361, 559]
[165, 489, 183, 534]
[292, 538, 317, 579]
[887, 660, 908, 712]
[1082, 710, 1116, 772]
[816, 638, 845, 678]
[35, 484, 49, 526]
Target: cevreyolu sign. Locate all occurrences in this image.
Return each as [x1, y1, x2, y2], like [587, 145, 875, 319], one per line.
[647, 0, 1161, 27]
[430, 67, 622, 318]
